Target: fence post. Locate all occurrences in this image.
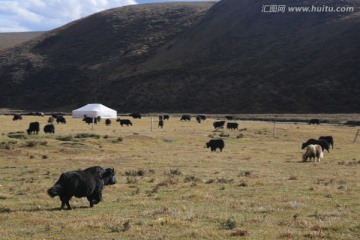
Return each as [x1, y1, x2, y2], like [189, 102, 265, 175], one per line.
[150, 116, 153, 132]
[353, 129, 360, 143]
[273, 121, 276, 137]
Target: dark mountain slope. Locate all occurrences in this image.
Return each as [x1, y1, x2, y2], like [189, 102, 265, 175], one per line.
[0, 0, 359, 113]
[0, 2, 214, 110]
[129, 0, 360, 113]
[0, 32, 43, 49]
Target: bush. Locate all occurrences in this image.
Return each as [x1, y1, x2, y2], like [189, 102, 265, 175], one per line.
[7, 132, 27, 139]
[112, 137, 123, 143]
[219, 133, 230, 138]
[125, 169, 145, 176]
[169, 169, 181, 175]
[74, 133, 100, 139]
[56, 135, 73, 141]
[25, 141, 38, 147]
[345, 121, 360, 126]
[220, 217, 237, 230]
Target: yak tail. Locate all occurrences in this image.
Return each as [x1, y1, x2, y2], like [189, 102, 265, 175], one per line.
[47, 184, 62, 198]
[320, 151, 324, 159]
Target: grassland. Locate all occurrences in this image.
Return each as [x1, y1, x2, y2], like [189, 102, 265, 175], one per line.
[0, 114, 359, 239]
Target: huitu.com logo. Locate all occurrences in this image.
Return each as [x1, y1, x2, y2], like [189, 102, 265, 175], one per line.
[261, 5, 355, 13]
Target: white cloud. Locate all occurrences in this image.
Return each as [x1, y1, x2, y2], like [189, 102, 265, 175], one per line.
[0, 0, 137, 32]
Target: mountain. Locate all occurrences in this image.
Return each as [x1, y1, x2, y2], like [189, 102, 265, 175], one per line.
[0, 32, 43, 49]
[0, 0, 359, 113]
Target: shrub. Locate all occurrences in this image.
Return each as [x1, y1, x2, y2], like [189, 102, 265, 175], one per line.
[184, 176, 201, 183]
[237, 133, 244, 138]
[56, 135, 73, 141]
[125, 169, 145, 176]
[0, 207, 11, 213]
[231, 229, 249, 237]
[25, 141, 38, 147]
[219, 133, 230, 138]
[220, 217, 237, 230]
[74, 133, 100, 139]
[169, 168, 181, 175]
[7, 132, 27, 139]
[126, 177, 138, 184]
[112, 137, 123, 143]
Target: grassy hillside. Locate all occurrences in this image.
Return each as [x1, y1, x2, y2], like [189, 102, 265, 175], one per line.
[0, 0, 359, 113]
[0, 115, 359, 239]
[0, 32, 43, 49]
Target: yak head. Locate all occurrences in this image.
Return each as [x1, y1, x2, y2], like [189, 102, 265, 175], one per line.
[102, 168, 116, 185]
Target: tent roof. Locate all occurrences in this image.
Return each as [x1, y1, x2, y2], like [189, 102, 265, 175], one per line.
[72, 103, 117, 118]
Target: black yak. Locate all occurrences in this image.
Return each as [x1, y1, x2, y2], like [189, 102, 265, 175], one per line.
[47, 166, 116, 210]
[44, 124, 55, 134]
[27, 122, 40, 135]
[56, 116, 66, 124]
[180, 115, 191, 121]
[116, 118, 132, 126]
[308, 119, 320, 125]
[12, 114, 22, 121]
[301, 139, 330, 153]
[206, 139, 225, 152]
[227, 122, 239, 130]
[319, 136, 334, 149]
[213, 121, 226, 130]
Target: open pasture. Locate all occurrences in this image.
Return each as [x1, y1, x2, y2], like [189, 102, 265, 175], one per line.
[0, 114, 359, 239]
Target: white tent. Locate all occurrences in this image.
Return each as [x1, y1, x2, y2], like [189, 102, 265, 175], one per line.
[72, 103, 117, 119]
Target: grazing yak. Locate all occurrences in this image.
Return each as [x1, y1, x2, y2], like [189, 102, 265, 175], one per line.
[105, 119, 111, 126]
[158, 120, 164, 128]
[227, 122, 239, 130]
[225, 115, 234, 120]
[48, 116, 55, 123]
[56, 116, 66, 124]
[27, 122, 40, 135]
[301, 139, 330, 153]
[130, 113, 142, 119]
[48, 166, 116, 210]
[44, 124, 55, 134]
[117, 118, 133, 126]
[199, 115, 206, 121]
[12, 114, 22, 121]
[213, 121, 226, 129]
[180, 115, 191, 121]
[319, 136, 334, 149]
[163, 115, 170, 120]
[206, 139, 225, 152]
[83, 117, 97, 125]
[308, 119, 320, 125]
[196, 115, 206, 123]
[302, 144, 324, 162]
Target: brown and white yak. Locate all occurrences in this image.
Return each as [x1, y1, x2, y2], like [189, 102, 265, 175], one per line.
[302, 144, 324, 162]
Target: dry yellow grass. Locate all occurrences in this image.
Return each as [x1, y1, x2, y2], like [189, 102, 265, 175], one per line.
[0, 114, 359, 239]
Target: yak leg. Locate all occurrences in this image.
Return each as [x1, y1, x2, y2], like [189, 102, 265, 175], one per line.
[88, 192, 102, 207]
[60, 195, 72, 210]
[60, 201, 72, 210]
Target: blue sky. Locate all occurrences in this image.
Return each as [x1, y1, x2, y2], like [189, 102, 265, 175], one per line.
[0, 0, 215, 32]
